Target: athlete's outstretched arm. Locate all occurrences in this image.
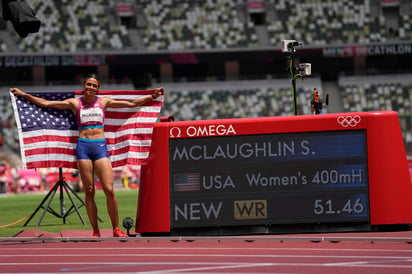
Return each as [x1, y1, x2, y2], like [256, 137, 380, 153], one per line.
[104, 87, 164, 109]
[10, 88, 76, 111]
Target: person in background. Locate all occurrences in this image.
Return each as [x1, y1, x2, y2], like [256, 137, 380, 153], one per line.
[10, 73, 163, 237]
[0, 160, 11, 194]
[311, 88, 324, 114]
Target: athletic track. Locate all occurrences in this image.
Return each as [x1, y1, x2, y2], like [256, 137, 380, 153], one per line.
[1, 229, 412, 273]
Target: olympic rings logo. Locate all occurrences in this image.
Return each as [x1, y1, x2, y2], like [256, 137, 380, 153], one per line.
[337, 115, 361, 127]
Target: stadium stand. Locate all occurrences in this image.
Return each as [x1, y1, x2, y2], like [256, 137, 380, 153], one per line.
[267, 0, 387, 46]
[138, 0, 258, 51]
[1, 0, 132, 53]
[339, 74, 412, 155]
[0, 0, 407, 52]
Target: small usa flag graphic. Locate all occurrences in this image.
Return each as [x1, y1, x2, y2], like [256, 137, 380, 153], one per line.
[173, 173, 201, 192]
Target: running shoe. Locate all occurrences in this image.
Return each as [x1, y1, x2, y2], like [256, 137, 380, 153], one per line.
[92, 231, 101, 238]
[113, 228, 128, 237]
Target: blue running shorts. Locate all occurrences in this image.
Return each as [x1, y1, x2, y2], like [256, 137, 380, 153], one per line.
[76, 138, 109, 161]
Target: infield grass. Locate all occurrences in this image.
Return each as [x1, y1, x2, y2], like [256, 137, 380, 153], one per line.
[0, 188, 139, 237]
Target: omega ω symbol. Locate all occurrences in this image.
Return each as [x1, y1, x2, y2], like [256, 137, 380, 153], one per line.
[170, 127, 182, 138]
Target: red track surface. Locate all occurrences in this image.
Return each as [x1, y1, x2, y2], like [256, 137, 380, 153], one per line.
[1, 230, 412, 273]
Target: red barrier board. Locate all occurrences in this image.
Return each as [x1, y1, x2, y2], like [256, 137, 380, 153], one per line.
[136, 111, 412, 233]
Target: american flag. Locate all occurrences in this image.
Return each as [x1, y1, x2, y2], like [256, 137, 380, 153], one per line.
[173, 173, 201, 192]
[10, 89, 163, 169]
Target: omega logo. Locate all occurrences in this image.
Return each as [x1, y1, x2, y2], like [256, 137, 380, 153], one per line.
[337, 115, 361, 127]
[169, 127, 182, 138]
[169, 124, 236, 138]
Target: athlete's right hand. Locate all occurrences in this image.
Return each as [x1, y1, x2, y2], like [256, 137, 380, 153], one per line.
[10, 88, 25, 96]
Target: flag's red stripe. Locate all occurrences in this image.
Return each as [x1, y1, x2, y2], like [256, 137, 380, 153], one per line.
[23, 135, 78, 145]
[105, 133, 153, 145]
[24, 147, 76, 157]
[112, 158, 148, 168]
[105, 110, 160, 119]
[112, 100, 162, 107]
[26, 160, 77, 169]
[109, 145, 151, 156]
[104, 123, 153, 132]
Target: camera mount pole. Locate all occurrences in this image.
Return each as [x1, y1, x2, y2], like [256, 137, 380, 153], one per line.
[287, 47, 298, 116]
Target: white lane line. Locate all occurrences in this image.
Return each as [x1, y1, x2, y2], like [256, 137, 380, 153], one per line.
[2, 247, 412, 253]
[2, 261, 412, 270]
[1, 254, 412, 260]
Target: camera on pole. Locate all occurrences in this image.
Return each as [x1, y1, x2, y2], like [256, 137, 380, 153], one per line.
[281, 39, 312, 115]
[297, 63, 311, 77]
[281, 40, 302, 53]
